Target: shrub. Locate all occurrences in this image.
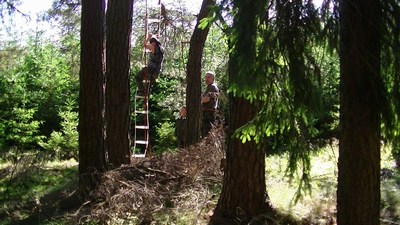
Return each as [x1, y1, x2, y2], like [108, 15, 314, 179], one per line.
[39, 102, 78, 160]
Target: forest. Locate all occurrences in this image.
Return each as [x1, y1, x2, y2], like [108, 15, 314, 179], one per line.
[1, 0, 400, 224]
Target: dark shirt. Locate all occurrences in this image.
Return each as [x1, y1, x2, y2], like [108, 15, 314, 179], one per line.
[201, 83, 219, 111]
[148, 45, 164, 75]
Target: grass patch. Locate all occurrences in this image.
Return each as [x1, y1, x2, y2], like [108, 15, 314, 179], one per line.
[266, 148, 337, 224]
[381, 178, 400, 224]
[0, 159, 78, 225]
[267, 144, 400, 225]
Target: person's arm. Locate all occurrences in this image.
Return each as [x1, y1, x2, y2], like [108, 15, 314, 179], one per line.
[144, 33, 155, 53]
[201, 95, 210, 104]
[208, 84, 219, 102]
[201, 87, 210, 104]
[201, 84, 219, 104]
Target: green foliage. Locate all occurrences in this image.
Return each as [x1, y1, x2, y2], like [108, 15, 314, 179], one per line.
[381, 1, 400, 154]
[221, 0, 340, 196]
[3, 107, 44, 151]
[154, 121, 176, 153]
[39, 100, 78, 160]
[228, 1, 337, 138]
[0, 32, 79, 157]
[147, 76, 180, 153]
[17, 36, 78, 137]
[198, 16, 215, 30]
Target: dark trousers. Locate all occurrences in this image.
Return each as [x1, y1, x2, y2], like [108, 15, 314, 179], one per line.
[202, 111, 215, 137]
[135, 67, 157, 92]
[175, 118, 187, 148]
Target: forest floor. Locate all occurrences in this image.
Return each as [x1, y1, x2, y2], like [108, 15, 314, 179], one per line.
[1, 126, 399, 225]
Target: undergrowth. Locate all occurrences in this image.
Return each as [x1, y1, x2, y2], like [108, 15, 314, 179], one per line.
[0, 159, 78, 225]
[1, 134, 399, 225]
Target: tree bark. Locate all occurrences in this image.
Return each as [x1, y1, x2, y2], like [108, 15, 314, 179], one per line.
[105, 0, 134, 166]
[337, 0, 381, 224]
[185, 0, 215, 146]
[210, 56, 272, 225]
[79, 0, 106, 196]
[211, 97, 271, 224]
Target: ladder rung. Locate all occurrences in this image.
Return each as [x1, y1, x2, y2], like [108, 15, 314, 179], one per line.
[133, 154, 146, 158]
[148, 18, 160, 23]
[136, 125, 149, 129]
[136, 95, 147, 99]
[135, 110, 148, 114]
[142, 79, 150, 83]
[135, 140, 148, 144]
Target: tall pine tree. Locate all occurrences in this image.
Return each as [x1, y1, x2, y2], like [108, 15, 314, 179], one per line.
[79, 0, 106, 196]
[105, 0, 134, 166]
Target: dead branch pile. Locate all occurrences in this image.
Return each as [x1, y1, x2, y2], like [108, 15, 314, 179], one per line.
[85, 126, 225, 224]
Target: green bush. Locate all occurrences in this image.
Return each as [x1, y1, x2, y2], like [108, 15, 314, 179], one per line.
[39, 102, 78, 160]
[154, 121, 176, 153]
[4, 107, 44, 151]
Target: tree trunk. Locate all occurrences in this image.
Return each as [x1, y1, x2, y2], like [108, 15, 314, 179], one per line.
[79, 0, 106, 196]
[210, 54, 272, 224]
[337, 0, 381, 224]
[211, 97, 271, 224]
[185, 0, 215, 146]
[105, 0, 134, 166]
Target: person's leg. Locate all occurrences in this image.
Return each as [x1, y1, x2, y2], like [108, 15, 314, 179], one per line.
[202, 111, 215, 137]
[147, 67, 158, 85]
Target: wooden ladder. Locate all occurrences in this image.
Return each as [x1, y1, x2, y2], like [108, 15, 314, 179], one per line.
[133, 0, 162, 157]
[133, 76, 151, 157]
